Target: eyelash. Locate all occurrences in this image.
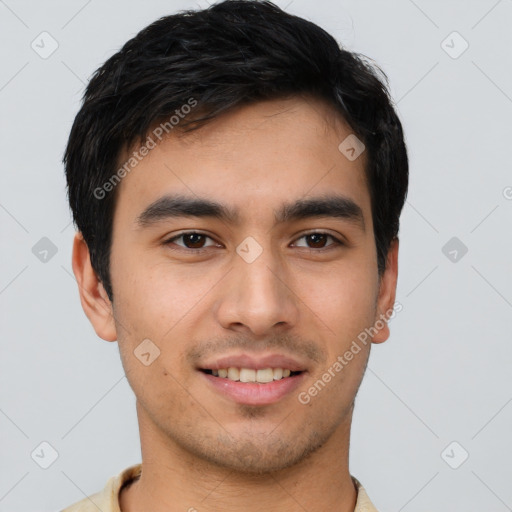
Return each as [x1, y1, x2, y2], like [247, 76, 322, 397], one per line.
[162, 231, 344, 254]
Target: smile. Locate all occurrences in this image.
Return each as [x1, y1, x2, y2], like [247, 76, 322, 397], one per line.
[202, 367, 301, 383]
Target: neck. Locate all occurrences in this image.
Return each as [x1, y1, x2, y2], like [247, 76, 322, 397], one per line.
[119, 404, 358, 512]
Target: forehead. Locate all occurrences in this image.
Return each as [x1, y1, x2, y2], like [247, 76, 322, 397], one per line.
[112, 96, 371, 229]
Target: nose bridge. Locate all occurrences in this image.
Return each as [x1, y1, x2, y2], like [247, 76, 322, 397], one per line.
[216, 235, 298, 334]
[237, 239, 281, 297]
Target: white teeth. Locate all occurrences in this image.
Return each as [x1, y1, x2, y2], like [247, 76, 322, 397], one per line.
[210, 367, 296, 383]
[239, 368, 256, 382]
[256, 368, 274, 383]
[227, 367, 239, 380]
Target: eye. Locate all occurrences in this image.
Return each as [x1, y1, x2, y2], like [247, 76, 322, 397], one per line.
[163, 230, 344, 253]
[163, 231, 219, 251]
[292, 231, 343, 250]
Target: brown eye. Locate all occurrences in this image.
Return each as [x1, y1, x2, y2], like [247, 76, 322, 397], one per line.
[181, 233, 207, 248]
[164, 232, 217, 251]
[306, 233, 329, 248]
[293, 232, 343, 250]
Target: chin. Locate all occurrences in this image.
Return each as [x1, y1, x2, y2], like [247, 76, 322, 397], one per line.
[191, 429, 329, 475]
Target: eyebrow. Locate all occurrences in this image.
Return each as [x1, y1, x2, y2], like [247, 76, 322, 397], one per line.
[135, 193, 365, 232]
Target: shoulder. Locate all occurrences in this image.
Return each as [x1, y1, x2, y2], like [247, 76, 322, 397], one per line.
[60, 487, 109, 512]
[351, 475, 380, 512]
[60, 463, 142, 512]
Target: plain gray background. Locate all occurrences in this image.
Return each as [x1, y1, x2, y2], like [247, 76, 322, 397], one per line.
[1, 0, 511, 511]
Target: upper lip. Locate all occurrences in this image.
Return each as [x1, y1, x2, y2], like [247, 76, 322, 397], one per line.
[199, 353, 307, 372]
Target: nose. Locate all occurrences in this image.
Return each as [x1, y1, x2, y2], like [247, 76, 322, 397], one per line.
[214, 243, 299, 337]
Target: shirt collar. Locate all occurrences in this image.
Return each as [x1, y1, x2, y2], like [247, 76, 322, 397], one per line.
[65, 463, 379, 512]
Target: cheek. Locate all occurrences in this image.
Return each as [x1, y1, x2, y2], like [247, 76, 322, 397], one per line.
[302, 261, 378, 337]
[124, 359, 192, 428]
[112, 253, 199, 335]
[112, 259, 208, 389]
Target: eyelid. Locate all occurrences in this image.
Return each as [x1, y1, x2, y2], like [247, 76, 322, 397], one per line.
[164, 231, 219, 249]
[291, 231, 344, 248]
[163, 230, 345, 252]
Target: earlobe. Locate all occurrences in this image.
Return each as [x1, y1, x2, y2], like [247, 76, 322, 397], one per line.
[372, 237, 399, 344]
[71, 231, 117, 342]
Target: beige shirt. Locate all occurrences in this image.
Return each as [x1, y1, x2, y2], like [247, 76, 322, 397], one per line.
[61, 463, 379, 512]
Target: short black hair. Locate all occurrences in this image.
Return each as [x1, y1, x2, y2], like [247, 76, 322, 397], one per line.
[64, 0, 408, 303]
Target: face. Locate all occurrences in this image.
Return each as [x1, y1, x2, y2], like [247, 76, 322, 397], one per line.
[75, 95, 398, 474]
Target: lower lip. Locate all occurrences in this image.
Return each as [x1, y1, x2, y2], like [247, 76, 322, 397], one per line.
[200, 371, 307, 406]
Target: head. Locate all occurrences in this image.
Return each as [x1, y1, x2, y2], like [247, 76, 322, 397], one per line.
[66, 0, 408, 474]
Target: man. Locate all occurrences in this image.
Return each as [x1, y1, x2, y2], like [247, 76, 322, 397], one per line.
[62, 1, 408, 510]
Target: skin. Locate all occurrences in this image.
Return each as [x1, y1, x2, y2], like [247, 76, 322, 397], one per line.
[72, 95, 399, 512]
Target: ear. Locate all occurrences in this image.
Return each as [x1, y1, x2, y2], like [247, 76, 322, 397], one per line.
[372, 237, 399, 344]
[71, 231, 117, 342]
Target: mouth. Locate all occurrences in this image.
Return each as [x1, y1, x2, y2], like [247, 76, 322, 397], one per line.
[198, 366, 307, 406]
[197, 353, 309, 405]
[200, 367, 303, 383]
